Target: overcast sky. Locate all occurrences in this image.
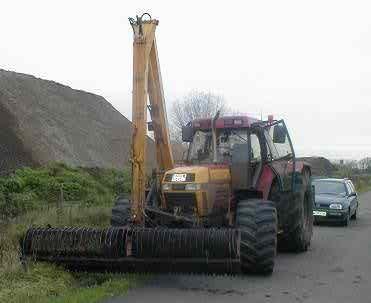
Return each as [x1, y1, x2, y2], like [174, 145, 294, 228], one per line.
[1, 0, 370, 160]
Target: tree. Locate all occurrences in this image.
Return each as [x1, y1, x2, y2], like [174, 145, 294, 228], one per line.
[358, 157, 371, 173]
[169, 90, 227, 142]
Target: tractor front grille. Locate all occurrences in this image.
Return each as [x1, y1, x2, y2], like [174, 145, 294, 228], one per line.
[164, 173, 195, 182]
[172, 184, 186, 191]
[164, 192, 197, 216]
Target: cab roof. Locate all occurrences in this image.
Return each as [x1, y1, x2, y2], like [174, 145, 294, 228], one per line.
[191, 115, 261, 130]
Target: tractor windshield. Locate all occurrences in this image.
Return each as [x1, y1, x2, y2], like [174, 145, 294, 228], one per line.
[187, 129, 248, 164]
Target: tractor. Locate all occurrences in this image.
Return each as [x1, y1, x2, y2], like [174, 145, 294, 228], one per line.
[22, 14, 313, 275]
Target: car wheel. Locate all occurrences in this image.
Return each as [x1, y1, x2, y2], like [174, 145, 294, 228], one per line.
[351, 208, 357, 220]
[342, 210, 350, 227]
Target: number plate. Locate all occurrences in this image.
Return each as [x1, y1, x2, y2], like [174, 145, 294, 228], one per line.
[171, 174, 187, 182]
[313, 211, 327, 217]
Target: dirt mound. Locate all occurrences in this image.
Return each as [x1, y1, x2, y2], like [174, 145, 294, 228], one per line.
[0, 69, 155, 175]
[298, 156, 335, 177]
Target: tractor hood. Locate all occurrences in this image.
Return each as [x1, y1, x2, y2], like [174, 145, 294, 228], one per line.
[164, 164, 230, 183]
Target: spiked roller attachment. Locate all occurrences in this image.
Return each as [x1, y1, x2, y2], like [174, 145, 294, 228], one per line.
[22, 227, 241, 274]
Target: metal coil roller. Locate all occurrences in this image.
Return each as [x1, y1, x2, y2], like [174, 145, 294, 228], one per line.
[22, 227, 240, 273]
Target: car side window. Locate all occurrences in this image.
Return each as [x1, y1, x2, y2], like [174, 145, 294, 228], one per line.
[348, 181, 356, 194]
[345, 182, 353, 195]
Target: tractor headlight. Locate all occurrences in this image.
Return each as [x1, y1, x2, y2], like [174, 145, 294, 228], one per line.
[185, 183, 201, 191]
[162, 183, 171, 191]
[329, 203, 343, 210]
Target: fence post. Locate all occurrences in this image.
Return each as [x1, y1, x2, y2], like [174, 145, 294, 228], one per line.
[57, 185, 64, 225]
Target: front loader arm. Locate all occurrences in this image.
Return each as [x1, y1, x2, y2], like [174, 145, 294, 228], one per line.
[147, 39, 174, 172]
[130, 14, 174, 223]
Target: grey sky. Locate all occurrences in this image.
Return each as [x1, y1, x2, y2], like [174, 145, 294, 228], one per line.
[1, 0, 370, 159]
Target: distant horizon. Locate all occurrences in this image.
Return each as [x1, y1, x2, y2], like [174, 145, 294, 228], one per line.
[295, 147, 371, 162]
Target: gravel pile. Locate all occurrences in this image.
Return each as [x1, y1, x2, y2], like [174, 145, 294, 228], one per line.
[298, 156, 335, 176]
[0, 69, 156, 175]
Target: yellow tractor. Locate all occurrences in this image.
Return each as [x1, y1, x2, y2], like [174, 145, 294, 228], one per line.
[22, 14, 313, 275]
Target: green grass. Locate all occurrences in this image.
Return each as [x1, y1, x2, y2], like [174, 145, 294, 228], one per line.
[0, 207, 142, 303]
[0, 263, 142, 303]
[0, 163, 142, 303]
[0, 163, 131, 219]
[41, 273, 142, 303]
[354, 177, 371, 193]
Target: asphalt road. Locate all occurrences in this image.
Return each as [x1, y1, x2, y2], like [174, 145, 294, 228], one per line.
[106, 191, 371, 303]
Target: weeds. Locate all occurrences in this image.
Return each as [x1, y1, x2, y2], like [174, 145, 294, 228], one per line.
[0, 206, 139, 303]
[0, 163, 138, 303]
[0, 163, 131, 218]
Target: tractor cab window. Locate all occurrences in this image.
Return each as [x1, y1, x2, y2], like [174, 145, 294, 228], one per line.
[250, 134, 262, 162]
[187, 129, 250, 164]
[265, 122, 293, 160]
[187, 130, 213, 163]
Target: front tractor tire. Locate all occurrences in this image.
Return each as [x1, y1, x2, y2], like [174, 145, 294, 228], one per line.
[278, 170, 313, 252]
[236, 199, 278, 275]
[111, 197, 131, 226]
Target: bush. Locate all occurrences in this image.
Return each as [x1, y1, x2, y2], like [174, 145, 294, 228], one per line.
[0, 192, 39, 217]
[0, 206, 138, 303]
[0, 163, 132, 218]
[0, 163, 137, 303]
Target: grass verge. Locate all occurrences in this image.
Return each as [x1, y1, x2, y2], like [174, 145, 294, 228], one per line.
[0, 207, 143, 303]
[354, 176, 371, 193]
[329, 170, 371, 194]
[41, 273, 142, 303]
[0, 163, 131, 219]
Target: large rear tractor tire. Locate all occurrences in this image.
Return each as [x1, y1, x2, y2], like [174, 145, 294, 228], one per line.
[278, 169, 313, 252]
[236, 199, 278, 275]
[111, 197, 131, 226]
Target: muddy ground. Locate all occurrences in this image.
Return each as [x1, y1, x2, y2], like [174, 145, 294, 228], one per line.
[106, 191, 371, 303]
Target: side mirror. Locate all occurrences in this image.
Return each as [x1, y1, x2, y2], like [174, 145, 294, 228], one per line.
[273, 124, 286, 144]
[147, 121, 154, 131]
[182, 125, 194, 142]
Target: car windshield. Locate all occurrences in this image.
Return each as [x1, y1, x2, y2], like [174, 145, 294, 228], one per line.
[313, 181, 346, 195]
[187, 129, 247, 164]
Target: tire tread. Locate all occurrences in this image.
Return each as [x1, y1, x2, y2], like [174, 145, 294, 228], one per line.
[236, 199, 277, 274]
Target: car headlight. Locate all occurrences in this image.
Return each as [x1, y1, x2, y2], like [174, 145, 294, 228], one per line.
[162, 183, 171, 191]
[329, 203, 343, 210]
[185, 183, 201, 191]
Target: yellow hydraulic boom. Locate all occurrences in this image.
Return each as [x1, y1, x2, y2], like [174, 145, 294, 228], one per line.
[129, 14, 174, 223]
